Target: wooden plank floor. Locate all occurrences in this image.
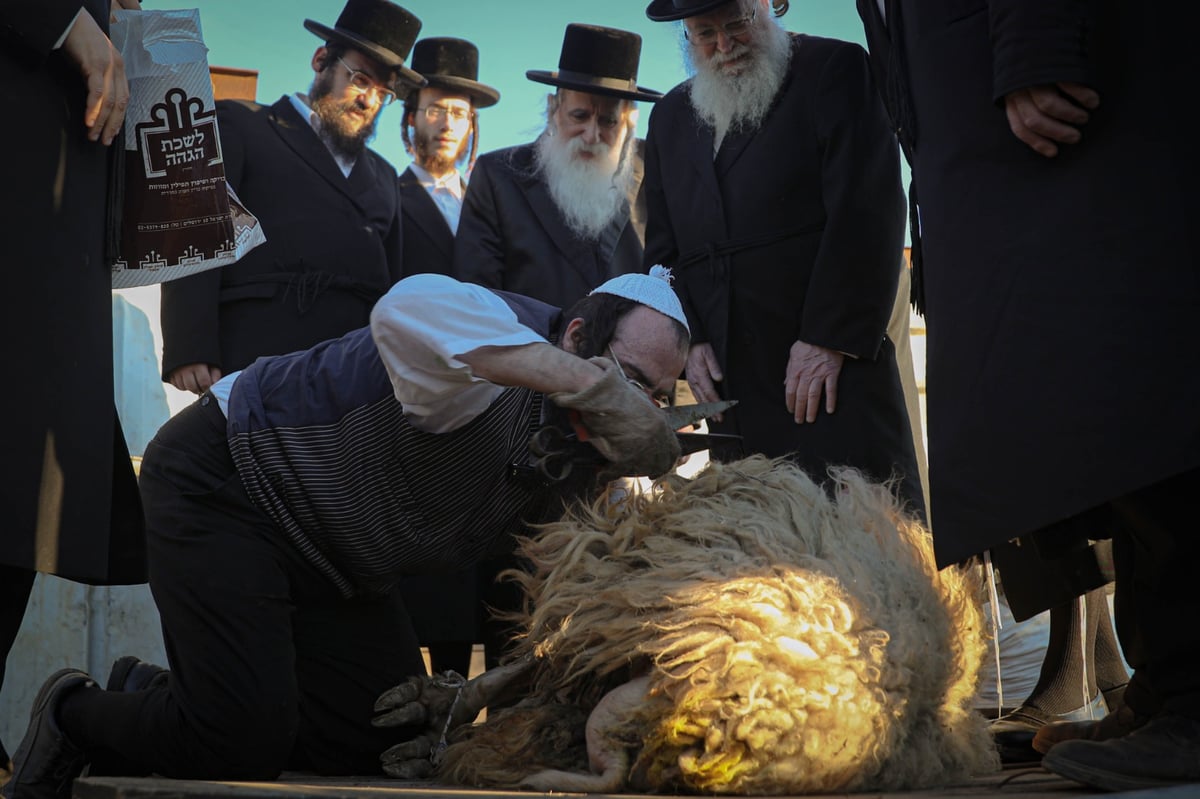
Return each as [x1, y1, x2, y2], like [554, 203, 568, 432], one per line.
[71, 767, 1200, 799]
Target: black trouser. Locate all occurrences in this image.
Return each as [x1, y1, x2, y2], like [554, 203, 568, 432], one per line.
[0, 563, 36, 766]
[1108, 466, 1200, 720]
[68, 396, 425, 778]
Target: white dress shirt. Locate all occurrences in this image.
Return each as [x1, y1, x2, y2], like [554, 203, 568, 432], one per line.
[408, 162, 465, 234]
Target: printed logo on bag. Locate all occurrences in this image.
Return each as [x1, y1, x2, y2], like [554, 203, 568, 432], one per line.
[136, 88, 224, 178]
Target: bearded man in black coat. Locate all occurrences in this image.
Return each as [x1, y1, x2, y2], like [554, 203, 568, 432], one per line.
[643, 0, 924, 517]
[452, 24, 662, 311]
[160, 0, 422, 395]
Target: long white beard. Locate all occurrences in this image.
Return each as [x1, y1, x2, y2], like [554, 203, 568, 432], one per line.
[535, 130, 634, 240]
[685, 17, 791, 145]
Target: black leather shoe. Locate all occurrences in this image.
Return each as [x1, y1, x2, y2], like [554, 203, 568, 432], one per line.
[85, 658, 167, 779]
[1, 669, 94, 799]
[1042, 713, 1200, 791]
[990, 691, 1106, 764]
[105, 656, 168, 693]
[1032, 700, 1147, 754]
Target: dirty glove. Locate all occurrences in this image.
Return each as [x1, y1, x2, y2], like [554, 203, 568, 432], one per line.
[550, 357, 680, 480]
[374, 670, 468, 778]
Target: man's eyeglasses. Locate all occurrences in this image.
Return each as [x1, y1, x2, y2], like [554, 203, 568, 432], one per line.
[608, 346, 672, 409]
[419, 105, 472, 124]
[683, 4, 757, 47]
[335, 57, 396, 106]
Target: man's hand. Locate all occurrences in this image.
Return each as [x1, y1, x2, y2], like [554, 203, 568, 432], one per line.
[1004, 82, 1100, 158]
[168, 363, 223, 395]
[784, 340, 843, 424]
[61, 10, 129, 145]
[684, 343, 725, 422]
[374, 657, 536, 779]
[550, 357, 680, 480]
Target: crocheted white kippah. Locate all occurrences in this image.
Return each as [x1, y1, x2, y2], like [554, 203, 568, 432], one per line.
[589, 265, 690, 334]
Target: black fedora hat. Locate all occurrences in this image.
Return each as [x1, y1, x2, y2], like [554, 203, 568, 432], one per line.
[646, 0, 737, 22]
[526, 24, 662, 103]
[304, 0, 426, 88]
[410, 37, 500, 108]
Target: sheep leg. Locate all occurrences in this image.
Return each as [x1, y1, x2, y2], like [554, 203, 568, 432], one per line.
[519, 675, 650, 793]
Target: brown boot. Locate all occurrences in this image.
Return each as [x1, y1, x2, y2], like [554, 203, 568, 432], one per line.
[1032, 702, 1147, 754]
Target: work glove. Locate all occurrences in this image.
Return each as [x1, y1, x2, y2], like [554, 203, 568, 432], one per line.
[373, 670, 468, 778]
[549, 357, 680, 481]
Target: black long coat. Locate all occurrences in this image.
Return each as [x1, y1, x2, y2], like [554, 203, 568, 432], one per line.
[397, 166, 456, 277]
[862, 0, 1200, 566]
[644, 34, 923, 513]
[452, 141, 647, 310]
[161, 97, 403, 377]
[0, 0, 145, 583]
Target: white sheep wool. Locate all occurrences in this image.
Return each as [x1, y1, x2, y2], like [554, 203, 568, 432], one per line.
[438, 456, 999, 794]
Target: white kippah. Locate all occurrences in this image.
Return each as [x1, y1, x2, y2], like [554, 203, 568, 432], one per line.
[589, 265, 690, 335]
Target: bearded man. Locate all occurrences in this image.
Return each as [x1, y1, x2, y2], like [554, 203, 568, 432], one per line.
[452, 23, 661, 310]
[397, 37, 499, 277]
[160, 0, 422, 395]
[642, 0, 925, 517]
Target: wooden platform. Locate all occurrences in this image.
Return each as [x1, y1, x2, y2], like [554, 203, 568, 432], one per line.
[71, 767, 1200, 799]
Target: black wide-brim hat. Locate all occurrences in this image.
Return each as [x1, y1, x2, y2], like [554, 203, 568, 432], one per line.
[410, 37, 500, 108]
[646, 0, 736, 22]
[526, 24, 662, 103]
[304, 0, 426, 89]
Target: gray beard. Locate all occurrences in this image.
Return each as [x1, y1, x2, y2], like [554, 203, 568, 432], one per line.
[534, 130, 635, 240]
[685, 19, 791, 146]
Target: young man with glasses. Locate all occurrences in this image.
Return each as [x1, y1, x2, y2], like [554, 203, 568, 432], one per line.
[397, 38, 499, 277]
[160, 0, 424, 398]
[641, 0, 927, 519]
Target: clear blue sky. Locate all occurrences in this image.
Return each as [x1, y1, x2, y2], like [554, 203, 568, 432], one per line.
[144, 1, 873, 173]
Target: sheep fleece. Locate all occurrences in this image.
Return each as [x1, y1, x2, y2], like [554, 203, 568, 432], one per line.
[438, 455, 998, 794]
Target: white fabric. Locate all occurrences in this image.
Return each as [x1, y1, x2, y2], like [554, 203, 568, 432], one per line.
[54, 8, 86, 49]
[369, 274, 546, 432]
[408, 162, 465, 234]
[290, 92, 357, 178]
[591, 265, 689, 334]
[214, 275, 545, 431]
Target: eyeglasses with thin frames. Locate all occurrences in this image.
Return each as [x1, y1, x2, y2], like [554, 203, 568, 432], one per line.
[684, 4, 757, 47]
[335, 56, 396, 106]
[608, 346, 673, 408]
[419, 105, 472, 124]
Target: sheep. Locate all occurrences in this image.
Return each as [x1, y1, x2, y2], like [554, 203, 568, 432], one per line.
[376, 455, 999, 794]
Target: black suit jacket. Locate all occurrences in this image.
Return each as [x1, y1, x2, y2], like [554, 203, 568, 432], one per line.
[644, 34, 923, 513]
[452, 141, 647, 310]
[161, 96, 403, 376]
[397, 165, 456, 277]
